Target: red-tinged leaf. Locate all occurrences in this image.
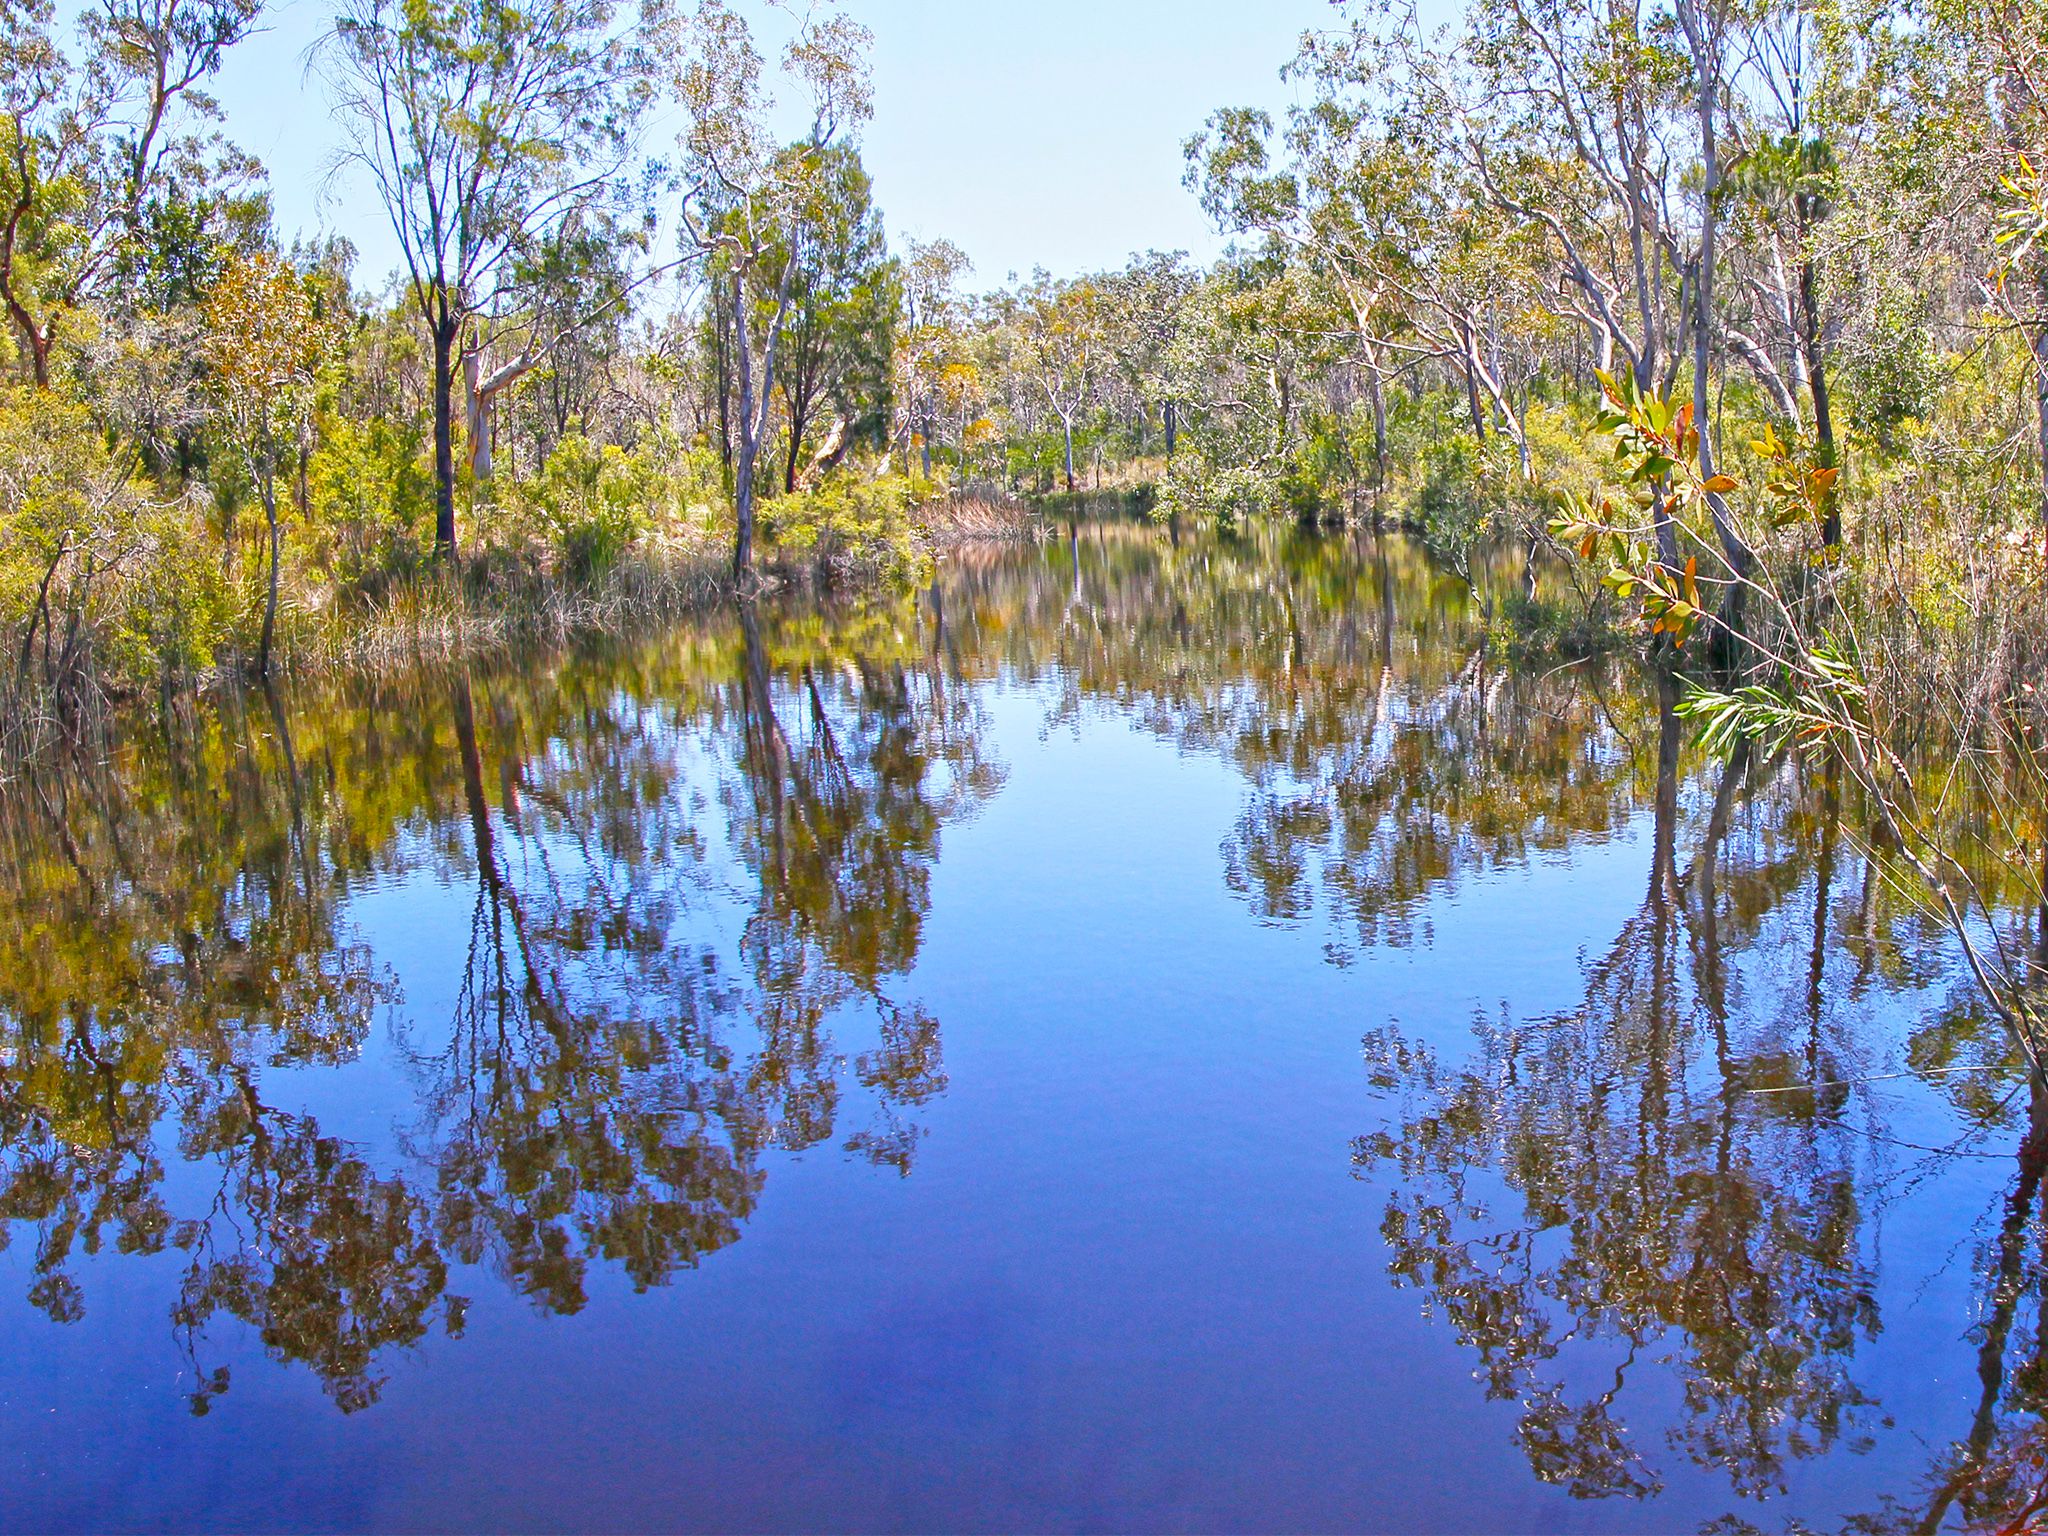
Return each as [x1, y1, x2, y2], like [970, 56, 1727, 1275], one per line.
[1703, 474, 1738, 493]
[1579, 533, 1597, 559]
[1810, 465, 1840, 490]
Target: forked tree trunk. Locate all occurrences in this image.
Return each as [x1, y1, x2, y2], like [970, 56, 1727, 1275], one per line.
[464, 346, 496, 484]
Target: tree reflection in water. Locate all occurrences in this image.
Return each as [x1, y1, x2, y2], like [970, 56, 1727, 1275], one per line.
[1328, 663, 2048, 1521]
[962, 525, 2048, 1522]
[0, 596, 998, 1410]
[1353, 713, 1880, 1501]
[1, 524, 2047, 1529]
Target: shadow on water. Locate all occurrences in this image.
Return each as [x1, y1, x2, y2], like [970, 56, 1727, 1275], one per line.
[0, 519, 2045, 1527]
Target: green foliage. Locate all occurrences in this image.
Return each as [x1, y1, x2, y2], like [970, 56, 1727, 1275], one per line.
[123, 510, 238, 681]
[1037, 486, 1156, 521]
[1156, 460, 1291, 531]
[1490, 585, 1624, 661]
[759, 468, 941, 586]
[1839, 296, 1941, 441]
[510, 431, 659, 584]
[307, 414, 435, 600]
[0, 384, 233, 690]
[1413, 432, 1495, 556]
[1547, 369, 1840, 649]
[1676, 642, 1869, 758]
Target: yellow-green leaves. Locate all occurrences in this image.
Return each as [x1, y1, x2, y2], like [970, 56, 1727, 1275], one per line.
[1552, 377, 1722, 646]
[200, 254, 338, 404]
[1747, 418, 1839, 531]
[1992, 152, 2047, 283]
[200, 252, 344, 489]
[1554, 372, 1853, 646]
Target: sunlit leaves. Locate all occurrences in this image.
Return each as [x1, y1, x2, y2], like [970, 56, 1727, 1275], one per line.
[1676, 640, 1869, 759]
[1550, 370, 1852, 647]
[199, 253, 341, 442]
[1992, 152, 2048, 282]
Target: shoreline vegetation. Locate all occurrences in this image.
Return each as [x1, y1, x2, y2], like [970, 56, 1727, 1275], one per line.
[0, 485, 1037, 766]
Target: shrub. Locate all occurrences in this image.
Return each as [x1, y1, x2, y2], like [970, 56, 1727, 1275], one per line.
[760, 467, 941, 586]
[307, 413, 435, 600]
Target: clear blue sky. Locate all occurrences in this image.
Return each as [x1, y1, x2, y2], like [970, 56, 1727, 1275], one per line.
[200, 0, 1338, 294]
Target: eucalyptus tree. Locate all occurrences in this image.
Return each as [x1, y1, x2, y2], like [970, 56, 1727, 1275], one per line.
[891, 235, 971, 476]
[1712, 1, 1874, 545]
[1159, 254, 1329, 495]
[1366, 0, 1754, 587]
[1669, 0, 1761, 615]
[1189, 86, 1413, 488]
[1099, 251, 1196, 461]
[935, 343, 992, 492]
[1012, 270, 1109, 493]
[462, 208, 654, 485]
[759, 143, 894, 490]
[0, 0, 262, 388]
[0, 388, 148, 704]
[1454, 0, 1689, 400]
[1193, 47, 1547, 484]
[318, 0, 652, 557]
[663, 0, 874, 578]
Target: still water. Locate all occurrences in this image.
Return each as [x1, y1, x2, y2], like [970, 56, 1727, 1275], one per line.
[1, 525, 2041, 1532]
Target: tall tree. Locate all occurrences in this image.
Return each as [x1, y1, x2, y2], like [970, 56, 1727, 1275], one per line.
[767, 143, 894, 493]
[462, 210, 652, 485]
[318, 0, 649, 557]
[1675, 0, 1761, 625]
[665, 0, 874, 579]
[891, 234, 971, 477]
[1013, 270, 1107, 494]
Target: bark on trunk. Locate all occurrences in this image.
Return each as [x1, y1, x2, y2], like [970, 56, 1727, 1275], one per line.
[464, 346, 496, 484]
[784, 392, 809, 495]
[16, 317, 50, 387]
[732, 257, 799, 580]
[1798, 249, 1840, 546]
[2034, 301, 2048, 564]
[714, 287, 735, 492]
[258, 479, 281, 678]
[1681, 0, 1756, 647]
[431, 316, 460, 558]
[1367, 372, 1388, 489]
[733, 271, 758, 580]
